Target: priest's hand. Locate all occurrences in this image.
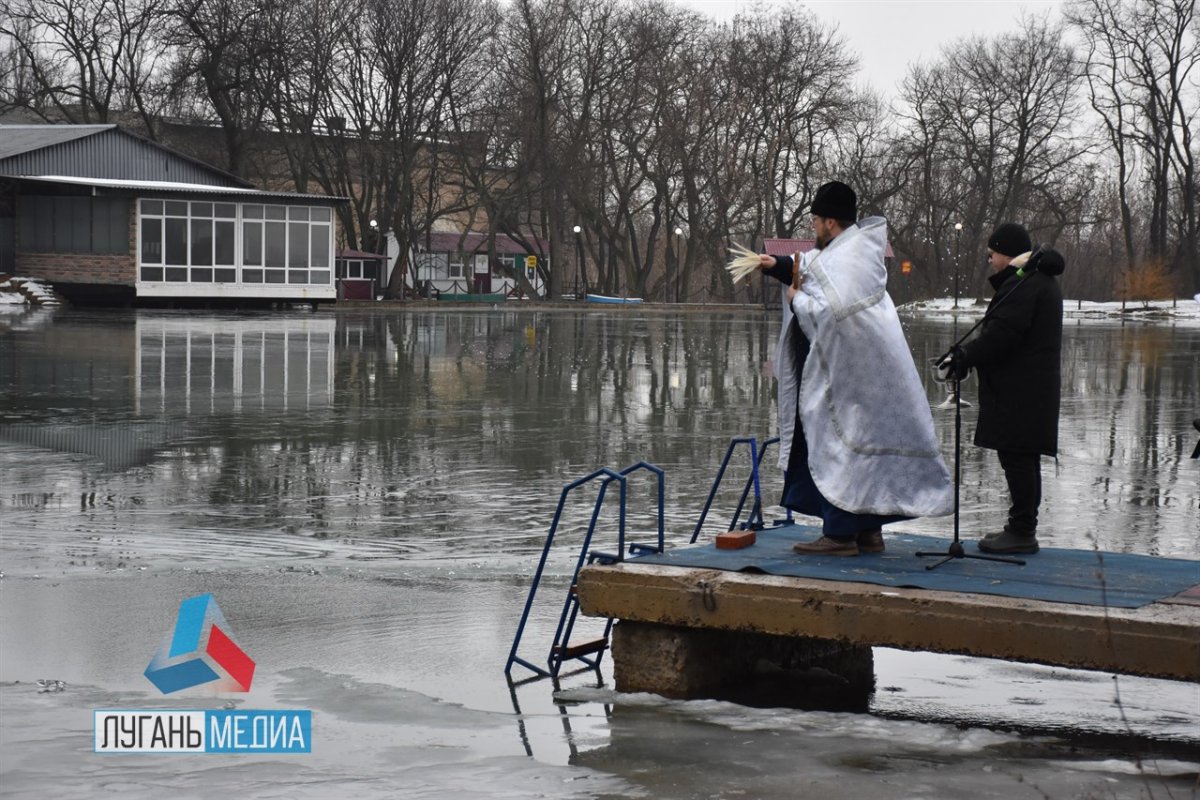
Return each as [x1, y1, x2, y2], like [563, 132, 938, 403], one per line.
[758, 254, 776, 271]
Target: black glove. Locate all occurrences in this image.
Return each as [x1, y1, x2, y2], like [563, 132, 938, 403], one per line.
[932, 346, 970, 383]
[1026, 245, 1065, 276]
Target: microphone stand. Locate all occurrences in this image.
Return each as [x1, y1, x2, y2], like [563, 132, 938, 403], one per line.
[915, 247, 1048, 570]
[916, 369, 1025, 569]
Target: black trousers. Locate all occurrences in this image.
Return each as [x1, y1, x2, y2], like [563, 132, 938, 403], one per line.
[997, 450, 1041, 535]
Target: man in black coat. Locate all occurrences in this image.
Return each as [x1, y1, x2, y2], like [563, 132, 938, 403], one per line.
[948, 222, 1064, 554]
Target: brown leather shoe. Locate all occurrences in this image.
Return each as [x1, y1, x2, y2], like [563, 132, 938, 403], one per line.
[792, 536, 859, 556]
[856, 528, 884, 554]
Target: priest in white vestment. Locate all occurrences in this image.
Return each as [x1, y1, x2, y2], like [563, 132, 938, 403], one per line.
[757, 182, 953, 556]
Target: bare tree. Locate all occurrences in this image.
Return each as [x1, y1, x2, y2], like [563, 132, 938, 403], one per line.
[1067, 0, 1199, 293]
[256, 0, 346, 191]
[311, 0, 496, 295]
[894, 15, 1090, 298]
[160, 0, 286, 176]
[0, 0, 167, 126]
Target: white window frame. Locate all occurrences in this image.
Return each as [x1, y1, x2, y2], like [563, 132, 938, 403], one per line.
[137, 199, 335, 298]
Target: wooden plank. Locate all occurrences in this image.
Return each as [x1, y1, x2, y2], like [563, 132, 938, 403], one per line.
[553, 638, 608, 660]
[576, 562, 1200, 682]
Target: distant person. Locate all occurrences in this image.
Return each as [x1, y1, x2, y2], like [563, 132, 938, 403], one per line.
[756, 181, 953, 556]
[940, 223, 1065, 554]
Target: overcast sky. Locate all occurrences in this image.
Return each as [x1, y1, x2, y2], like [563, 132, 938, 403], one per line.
[678, 0, 1067, 95]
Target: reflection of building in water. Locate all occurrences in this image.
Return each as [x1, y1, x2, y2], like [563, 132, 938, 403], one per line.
[136, 316, 335, 414]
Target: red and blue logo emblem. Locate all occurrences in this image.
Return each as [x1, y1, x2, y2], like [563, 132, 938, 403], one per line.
[144, 593, 255, 694]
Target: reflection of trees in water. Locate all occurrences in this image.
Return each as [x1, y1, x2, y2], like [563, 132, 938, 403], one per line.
[200, 310, 785, 539]
[3, 312, 1197, 552]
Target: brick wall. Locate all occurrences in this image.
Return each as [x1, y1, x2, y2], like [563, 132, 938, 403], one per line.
[17, 252, 136, 285]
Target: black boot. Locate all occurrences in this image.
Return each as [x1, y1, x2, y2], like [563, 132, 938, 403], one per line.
[977, 527, 1039, 555]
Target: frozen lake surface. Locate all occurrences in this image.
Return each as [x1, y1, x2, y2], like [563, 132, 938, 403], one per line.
[1, 305, 1197, 799]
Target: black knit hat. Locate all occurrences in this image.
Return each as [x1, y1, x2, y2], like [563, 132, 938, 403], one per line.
[809, 181, 857, 221]
[987, 223, 1032, 258]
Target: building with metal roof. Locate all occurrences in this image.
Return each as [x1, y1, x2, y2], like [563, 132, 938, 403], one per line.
[0, 124, 346, 305]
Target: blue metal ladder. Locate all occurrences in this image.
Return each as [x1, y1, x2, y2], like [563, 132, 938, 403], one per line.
[690, 436, 789, 543]
[505, 461, 664, 680]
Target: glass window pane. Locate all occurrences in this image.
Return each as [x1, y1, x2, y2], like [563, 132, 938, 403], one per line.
[265, 221, 286, 267]
[191, 202, 213, 218]
[214, 268, 235, 282]
[265, 220, 285, 267]
[309, 270, 330, 286]
[243, 221, 262, 266]
[140, 266, 163, 281]
[214, 220, 235, 265]
[288, 270, 308, 284]
[166, 267, 188, 281]
[165, 218, 187, 265]
[214, 203, 236, 218]
[265, 205, 286, 220]
[265, 269, 286, 284]
[141, 218, 162, 263]
[244, 204, 263, 219]
[191, 267, 213, 282]
[165, 200, 188, 216]
[288, 206, 309, 221]
[141, 199, 163, 215]
[310, 226, 329, 267]
[310, 207, 330, 222]
[288, 222, 307, 267]
[191, 219, 213, 266]
[242, 269, 263, 283]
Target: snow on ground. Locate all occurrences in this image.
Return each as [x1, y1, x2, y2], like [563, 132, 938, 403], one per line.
[0, 276, 61, 306]
[901, 295, 1200, 324]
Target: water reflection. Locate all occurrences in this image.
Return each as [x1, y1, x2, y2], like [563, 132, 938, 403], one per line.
[0, 309, 1196, 568]
[135, 315, 335, 414]
[1, 308, 1197, 797]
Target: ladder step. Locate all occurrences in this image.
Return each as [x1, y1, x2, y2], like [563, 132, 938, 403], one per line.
[553, 637, 608, 659]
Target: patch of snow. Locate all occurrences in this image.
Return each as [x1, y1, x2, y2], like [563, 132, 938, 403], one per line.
[0, 277, 61, 306]
[899, 296, 1200, 324]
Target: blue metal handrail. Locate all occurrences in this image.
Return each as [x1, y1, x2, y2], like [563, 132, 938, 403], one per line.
[506, 460, 665, 680]
[617, 460, 665, 557]
[690, 436, 782, 543]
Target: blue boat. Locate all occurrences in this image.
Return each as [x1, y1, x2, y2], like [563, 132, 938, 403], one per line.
[585, 293, 643, 304]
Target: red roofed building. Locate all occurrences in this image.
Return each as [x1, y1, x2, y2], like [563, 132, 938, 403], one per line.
[335, 249, 386, 300]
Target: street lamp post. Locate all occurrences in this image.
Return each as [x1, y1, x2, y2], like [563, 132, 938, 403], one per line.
[573, 224, 585, 298]
[673, 226, 683, 304]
